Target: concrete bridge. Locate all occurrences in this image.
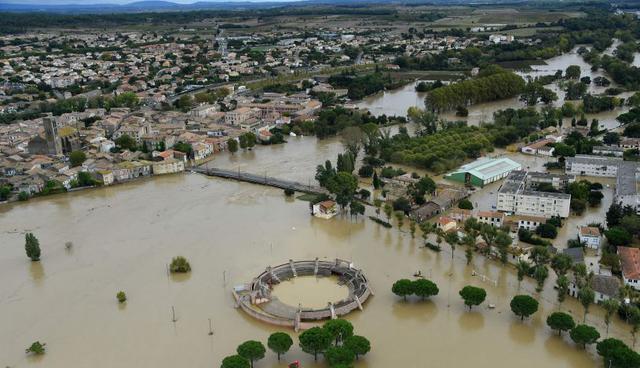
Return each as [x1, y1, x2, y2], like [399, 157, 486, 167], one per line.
[192, 166, 328, 195]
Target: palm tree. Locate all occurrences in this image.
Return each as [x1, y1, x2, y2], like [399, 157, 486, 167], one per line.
[420, 222, 434, 245]
[555, 275, 569, 307]
[602, 299, 620, 336]
[515, 260, 530, 285]
[462, 234, 475, 265]
[444, 231, 459, 259]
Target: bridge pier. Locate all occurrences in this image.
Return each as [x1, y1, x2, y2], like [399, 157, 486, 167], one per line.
[289, 259, 297, 277]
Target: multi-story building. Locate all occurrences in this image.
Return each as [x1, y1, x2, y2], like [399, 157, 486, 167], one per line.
[224, 107, 255, 126]
[565, 155, 622, 177]
[565, 155, 640, 211]
[497, 170, 571, 218]
[592, 145, 624, 157]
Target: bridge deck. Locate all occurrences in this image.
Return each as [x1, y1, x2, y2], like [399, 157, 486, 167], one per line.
[192, 167, 328, 195]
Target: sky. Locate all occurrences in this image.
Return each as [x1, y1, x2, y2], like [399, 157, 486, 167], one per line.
[0, 0, 298, 4]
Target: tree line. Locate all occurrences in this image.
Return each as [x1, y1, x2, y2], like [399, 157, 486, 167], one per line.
[425, 70, 525, 112]
[220, 319, 371, 368]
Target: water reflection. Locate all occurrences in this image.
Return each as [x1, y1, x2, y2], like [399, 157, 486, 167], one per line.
[169, 272, 192, 283]
[391, 299, 439, 323]
[29, 261, 45, 284]
[458, 311, 485, 331]
[509, 320, 536, 345]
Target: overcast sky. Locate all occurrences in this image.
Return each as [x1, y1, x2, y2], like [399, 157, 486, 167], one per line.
[0, 0, 297, 4]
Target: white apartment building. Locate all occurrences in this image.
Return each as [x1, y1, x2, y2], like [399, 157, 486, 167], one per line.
[565, 155, 622, 177]
[566, 155, 640, 211]
[497, 171, 571, 218]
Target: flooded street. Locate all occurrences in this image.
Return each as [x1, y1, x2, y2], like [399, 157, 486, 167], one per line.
[1, 43, 638, 368]
[0, 135, 636, 368]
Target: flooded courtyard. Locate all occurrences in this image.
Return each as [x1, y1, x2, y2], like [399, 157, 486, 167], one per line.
[0, 134, 636, 368]
[271, 275, 349, 310]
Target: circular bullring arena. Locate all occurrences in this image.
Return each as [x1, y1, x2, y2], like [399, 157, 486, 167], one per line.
[232, 259, 373, 331]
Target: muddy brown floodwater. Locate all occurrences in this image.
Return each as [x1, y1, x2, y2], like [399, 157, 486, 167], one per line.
[358, 45, 634, 130]
[272, 276, 349, 310]
[0, 135, 636, 368]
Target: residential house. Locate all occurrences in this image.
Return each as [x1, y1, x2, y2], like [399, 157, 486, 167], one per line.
[568, 274, 620, 303]
[578, 226, 601, 249]
[477, 211, 505, 227]
[436, 216, 457, 233]
[619, 246, 640, 290]
[312, 200, 337, 219]
[152, 158, 185, 175]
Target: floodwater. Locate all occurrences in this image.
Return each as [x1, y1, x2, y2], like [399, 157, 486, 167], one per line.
[272, 275, 349, 309]
[357, 45, 633, 130]
[0, 136, 636, 368]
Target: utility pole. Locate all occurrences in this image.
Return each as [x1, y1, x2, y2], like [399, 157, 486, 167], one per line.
[208, 318, 214, 335]
[171, 306, 177, 323]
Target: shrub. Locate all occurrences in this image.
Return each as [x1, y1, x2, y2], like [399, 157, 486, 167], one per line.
[284, 188, 295, 196]
[535, 223, 558, 239]
[117, 291, 127, 303]
[25, 341, 46, 355]
[170, 256, 191, 273]
[18, 191, 29, 201]
[458, 198, 473, 210]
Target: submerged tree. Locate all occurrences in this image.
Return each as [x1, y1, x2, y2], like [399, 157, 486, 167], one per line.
[25, 232, 41, 261]
[459, 286, 486, 310]
[236, 340, 265, 368]
[510, 295, 539, 321]
[267, 332, 293, 361]
[547, 312, 576, 336]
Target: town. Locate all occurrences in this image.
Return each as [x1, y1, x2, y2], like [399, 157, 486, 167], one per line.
[2, 2, 640, 368]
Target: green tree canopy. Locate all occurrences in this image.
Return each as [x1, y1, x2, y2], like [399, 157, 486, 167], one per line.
[325, 346, 355, 367]
[236, 340, 265, 368]
[546, 312, 576, 336]
[412, 279, 439, 300]
[344, 335, 371, 359]
[227, 139, 238, 153]
[597, 338, 640, 368]
[69, 150, 86, 167]
[392, 279, 414, 300]
[323, 319, 354, 345]
[510, 295, 539, 321]
[267, 332, 293, 361]
[459, 285, 486, 310]
[25, 232, 41, 261]
[220, 355, 250, 368]
[570, 324, 601, 349]
[299, 326, 332, 361]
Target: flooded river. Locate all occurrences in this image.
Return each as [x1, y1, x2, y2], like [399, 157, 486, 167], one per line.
[0, 135, 635, 368]
[357, 45, 635, 130]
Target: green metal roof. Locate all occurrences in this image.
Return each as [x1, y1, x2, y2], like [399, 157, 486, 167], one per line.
[445, 157, 522, 181]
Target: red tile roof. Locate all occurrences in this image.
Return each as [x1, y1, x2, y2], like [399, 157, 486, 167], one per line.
[619, 246, 640, 280]
[579, 226, 601, 237]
